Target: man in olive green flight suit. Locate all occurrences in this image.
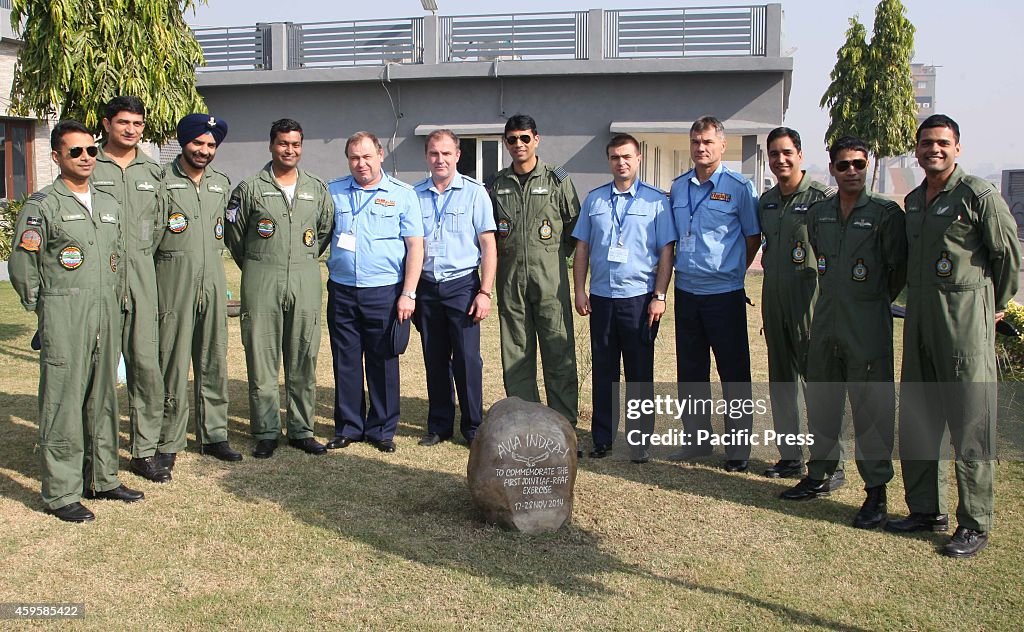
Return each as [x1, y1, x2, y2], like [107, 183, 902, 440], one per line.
[781, 137, 907, 533]
[758, 126, 845, 483]
[10, 120, 143, 523]
[490, 114, 580, 424]
[154, 113, 241, 465]
[92, 96, 169, 483]
[887, 115, 1021, 558]
[225, 118, 334, 458]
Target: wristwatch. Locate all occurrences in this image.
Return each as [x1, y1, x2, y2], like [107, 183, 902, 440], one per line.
[401, 291, 417, 300]
[654, 293, 667, 301]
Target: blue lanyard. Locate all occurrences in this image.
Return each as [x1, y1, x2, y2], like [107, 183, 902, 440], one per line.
[432, 187, 455, 234]
[348, 186, 378, 220]
[610, 185, 636, 244]
[686, 179, 712, 235]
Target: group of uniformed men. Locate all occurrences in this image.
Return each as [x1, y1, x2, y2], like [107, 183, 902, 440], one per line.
[9, 99, 1019, 559]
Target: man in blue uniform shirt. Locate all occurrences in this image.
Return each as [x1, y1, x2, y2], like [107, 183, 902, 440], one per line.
[325, 131, 424, 453]
[669, 116, 761, 472]
[413, 129, 497, 446]
[572, 133, 675, 463]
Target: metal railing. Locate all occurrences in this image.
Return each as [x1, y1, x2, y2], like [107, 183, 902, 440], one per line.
[194, 25, 269, 71]
[291, 18, 423, 68]
[439, 11, 588, 62]
[605, 5, 766, 58]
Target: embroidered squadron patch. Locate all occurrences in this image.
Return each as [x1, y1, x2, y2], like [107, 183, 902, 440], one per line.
[791, 241, 806, 264]
[257, 218, 276, 238]
[539, 219, 553, 240]
[936, 251, 953, 277]
[817, 254, 827, 275]
[497, 218, 511, 239]
[303, 228, 315, 247]
[710, 192, 731, 202]
[59, 245, 84, 270]
[215, 217, 224, 240]
[168, 212, 188, 233]
[18, 229, 41, 252]
[110, 253, 118, 273]
[852, 258, 868, 282]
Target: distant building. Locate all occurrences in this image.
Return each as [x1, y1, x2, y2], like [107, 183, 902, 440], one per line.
[1001, 169, 1024, 244]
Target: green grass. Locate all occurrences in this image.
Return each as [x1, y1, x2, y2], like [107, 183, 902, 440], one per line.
[0, 268, 1021, 630]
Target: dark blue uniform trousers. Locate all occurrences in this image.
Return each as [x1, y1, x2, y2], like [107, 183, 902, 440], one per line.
[416, 272, 483, 441]
[327, 280, 402, 442]
[674, 288, 753, 461]
[589, 293, 657, 448]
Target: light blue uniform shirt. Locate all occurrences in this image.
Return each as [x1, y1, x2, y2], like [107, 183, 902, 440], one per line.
[670, 164, 759, 295]
[414, 172, 497, 283]
[326, 173, 423, 287]
[572, 180, 675, 299]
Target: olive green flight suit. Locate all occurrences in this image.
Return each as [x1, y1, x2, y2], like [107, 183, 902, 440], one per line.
[9, 181, 124, 510]
[805, 190, 907, 487]
[490, 159, 581, 424]
[154, 158, 232, 453]
[224, 163, 334, 441]
[758, 175, 836, 461]
[899, 166, 1021, 532]
[92, 146, 164, 458]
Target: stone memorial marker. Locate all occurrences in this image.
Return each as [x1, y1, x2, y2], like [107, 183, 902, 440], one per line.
[467, 397, 577, 533]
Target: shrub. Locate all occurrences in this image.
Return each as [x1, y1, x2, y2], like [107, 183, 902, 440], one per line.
[997, 300, 1024, 381]
[0, 197, 28, 261]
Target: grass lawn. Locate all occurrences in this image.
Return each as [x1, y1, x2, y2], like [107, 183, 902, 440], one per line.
[0, 265, 1021, 630]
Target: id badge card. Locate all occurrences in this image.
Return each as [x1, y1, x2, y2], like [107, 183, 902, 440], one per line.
[337, 231, 357, 252]
[427, 239, 447, 258]
[607, 246, 629, 263]
[681, 234, 697, 253]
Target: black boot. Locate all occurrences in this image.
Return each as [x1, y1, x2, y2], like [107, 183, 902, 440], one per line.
[852, 485, 887, 529]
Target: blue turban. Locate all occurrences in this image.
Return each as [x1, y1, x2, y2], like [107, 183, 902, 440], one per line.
[177, 113, 228, 147]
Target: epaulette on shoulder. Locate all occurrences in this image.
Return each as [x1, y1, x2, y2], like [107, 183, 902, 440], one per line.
[586, 182, 609, 196]
[327, 175, 348, 186]
[412, 176, 431, 189]
[388, 176, 415, 191]
[637, 181, 669, 197]
[881, 198, 903, 212]
[961, 174, 996, 200]
[483, 172, 501, 190]
[233, 179, 250, 196]
[461, 174, 484, 187]
[723, 169, 752, 185]
[208, 165, 231, 185]
[28, 191, 48, 203]
[551, 165, 570, 183]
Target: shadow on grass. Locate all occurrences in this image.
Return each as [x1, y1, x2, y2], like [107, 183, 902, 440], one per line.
[218, 450, 871, 631]
[0, 322, 30, 342]
[0, 393, 42, 509]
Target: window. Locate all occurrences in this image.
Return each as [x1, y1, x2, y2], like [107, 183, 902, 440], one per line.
[0, 119, 34, 199]
[458, 137, 503, 183]
[916, 81, 927, 89]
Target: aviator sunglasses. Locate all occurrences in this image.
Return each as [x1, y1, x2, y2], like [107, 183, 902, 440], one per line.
[67, 146, 99, 159]
[505, 134, 533, 145]
[834, 158, 867, 172]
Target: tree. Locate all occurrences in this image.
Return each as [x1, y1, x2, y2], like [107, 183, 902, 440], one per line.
[820, 17, 870, 152]
[862, 0, 917, 190]
[9, 0, 209, 144]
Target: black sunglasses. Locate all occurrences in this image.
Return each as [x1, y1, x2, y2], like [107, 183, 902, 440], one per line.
[505, 134, 533, 145]
[834, 158, 867, 172]
[68, 146, 99, 159]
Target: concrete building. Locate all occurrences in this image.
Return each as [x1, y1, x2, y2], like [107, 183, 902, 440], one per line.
[194, 5, 792, 193]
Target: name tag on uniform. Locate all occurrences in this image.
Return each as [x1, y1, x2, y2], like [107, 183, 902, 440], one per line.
[297, 192, 314, 201]
[337, 232, 357, 252]
[607, 246, 629, 263]
[262, 191, 282, 197]
[427, 239, 447, 258]
[681, 234, 697, 253]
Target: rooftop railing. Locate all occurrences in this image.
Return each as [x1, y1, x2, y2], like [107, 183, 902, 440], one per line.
[193, 5, 779, 72]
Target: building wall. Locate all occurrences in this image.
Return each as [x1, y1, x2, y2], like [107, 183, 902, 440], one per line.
[199, 70, 786, 193]
[0, 39, 57, 194]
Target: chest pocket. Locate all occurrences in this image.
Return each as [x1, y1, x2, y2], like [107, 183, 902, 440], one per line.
[700, 200, 733, 237]
[365, 204, 398, 239]
[52, 212, 90, 245]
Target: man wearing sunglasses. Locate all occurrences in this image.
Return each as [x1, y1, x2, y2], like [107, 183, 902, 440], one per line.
[888, 115, 1020, 558]
[490, 114, 581, 426]
[153, 113, 242, 467]
[10, 120, 143, 522]
[781, 137, 907, 533]
[91, 96, 169, 483]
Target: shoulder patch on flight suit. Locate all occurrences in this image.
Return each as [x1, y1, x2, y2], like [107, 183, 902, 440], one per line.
[817, 254, 827, 275]
[19, 229, 41, 252]
[59, 245, 84, 270]
[226, 199, 239, 223]
[936, 251, 953, 277]
[168, 212, 188, 233]
[851, 258, 868, 282]
[497, 218, 512, 238]
[303, 228, 315, 247]
[552, 166, 570, 183]
[257, 218, 276, 238]
[29, 191, 47, 202]
[25, 216, 42, 226]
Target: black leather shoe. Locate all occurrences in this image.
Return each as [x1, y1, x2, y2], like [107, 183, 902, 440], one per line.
[129, 456, 172, 483]
[253, 439, 278, 459]
[665, 445, 714, 462]
[326, 436, 358, 450]
[780, 476, 831, 500]
[943, 526, 989, 558]
[852, 485, 887, 529]
[84, 484, 145, 503]
[201, 441, 242, 462]
[724, 460, 749, 473]
[369, 438, 396, 453]
[764, 459, 803, 479]
[46, 501, 95, 523]
[828, 469, 847, 491]
[589, 444, 612, 458]
[885, 512, 949, 533]
[289, 437, 327, 455]
[418, 433, 449, 447]
[155, 452, 176, 471]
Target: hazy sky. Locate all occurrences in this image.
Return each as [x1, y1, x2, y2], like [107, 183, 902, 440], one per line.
[187, 0, 1024, 176]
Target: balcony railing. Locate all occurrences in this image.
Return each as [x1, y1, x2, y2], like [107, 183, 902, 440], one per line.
[193, 5, 777, 72]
